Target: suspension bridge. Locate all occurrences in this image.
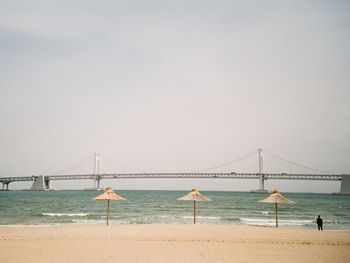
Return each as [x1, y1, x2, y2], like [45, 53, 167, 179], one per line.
[0, 149, 349, 194]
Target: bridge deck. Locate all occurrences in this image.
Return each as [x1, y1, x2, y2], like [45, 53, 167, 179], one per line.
[0, 173, 344, 183]
[0, 176, 34, 183]
[47, 173, 343, 181]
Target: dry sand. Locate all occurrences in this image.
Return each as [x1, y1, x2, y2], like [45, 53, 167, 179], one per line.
[0, 224, 349, 263]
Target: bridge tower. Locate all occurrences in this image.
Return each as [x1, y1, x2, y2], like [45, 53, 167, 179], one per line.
[251, 148, 268, 193]
[259, 148, 264, 189]
[93, 153, 101, 188]
[338, 174, 350, 195]
[86, 153, 102, 190]
[31, 175, 50, 191]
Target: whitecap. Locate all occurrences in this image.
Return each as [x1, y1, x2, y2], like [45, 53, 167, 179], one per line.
[239, 218, 313, 226]
[42, 213, 89, 217]
[182, 216, 221, 220]
[72, 219, 105, 224]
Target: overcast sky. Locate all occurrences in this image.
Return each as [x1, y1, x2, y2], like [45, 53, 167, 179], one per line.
[1, 0, 349, 192]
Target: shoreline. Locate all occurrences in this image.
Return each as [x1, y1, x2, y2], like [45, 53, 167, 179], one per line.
[1, 224, 349, 263]
[1, 222, 350, 231]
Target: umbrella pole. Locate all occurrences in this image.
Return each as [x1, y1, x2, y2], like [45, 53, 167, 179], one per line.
[106, 199, 110, 226]
[193, 201, 196, 224]
[275, 202, 278, 228]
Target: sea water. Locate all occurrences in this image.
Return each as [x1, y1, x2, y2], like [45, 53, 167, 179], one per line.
[0, 190, 349, 230]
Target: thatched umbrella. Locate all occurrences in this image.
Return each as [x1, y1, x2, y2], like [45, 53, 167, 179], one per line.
[94, 187, 125, 226]
[178, 188, 212, 224]
[258, 189, 295, 227]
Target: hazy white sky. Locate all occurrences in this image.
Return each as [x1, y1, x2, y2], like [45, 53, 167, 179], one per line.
[1, 0, 349, 192]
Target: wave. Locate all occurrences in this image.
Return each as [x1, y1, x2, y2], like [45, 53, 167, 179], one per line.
[259, 211, 269, 215]
[182, 216, 221, 220]
[72, 219, 107, 225]
[239, 218, 313, 226]
[42, 213, 89, 217]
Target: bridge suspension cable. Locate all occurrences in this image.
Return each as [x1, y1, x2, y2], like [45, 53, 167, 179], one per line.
[102, 156, 144, 173]
[49, 154, 95, 175]
[47, 148, 334, 176]
[193, 149, 258, 172]
[263, 150, 333, 174]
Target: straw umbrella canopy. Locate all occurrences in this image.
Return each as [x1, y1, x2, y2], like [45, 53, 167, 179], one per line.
[258, 189, 295, 227]
[178, 188, 212, 224]
[94, 187, 126, 226]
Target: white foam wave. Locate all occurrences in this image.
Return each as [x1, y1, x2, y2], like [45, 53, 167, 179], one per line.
[157, 215, 174, 219]
[72, 219, 105, 224]
[182, 216, 221, 220]
[240, 218, 313, 226]
[42, 213, 89, 217]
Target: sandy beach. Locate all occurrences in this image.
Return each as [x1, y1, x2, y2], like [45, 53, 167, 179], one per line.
[0, 224, 349, 263]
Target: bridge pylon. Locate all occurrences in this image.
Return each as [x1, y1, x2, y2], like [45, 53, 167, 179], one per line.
[1, 182, 9, 191]
[85, 153, 103, 191]
[335, 174, 350, 195]
[31, 175, 51, 191]
[251, 148, 268, 193]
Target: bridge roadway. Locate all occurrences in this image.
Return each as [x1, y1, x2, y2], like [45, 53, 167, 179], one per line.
[44, 172, 343, 181]
[0, 173, 343, 183]
[0, 176, 34, 183]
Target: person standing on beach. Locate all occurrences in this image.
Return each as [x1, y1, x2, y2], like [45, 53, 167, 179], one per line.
[316, 215, 323, 231]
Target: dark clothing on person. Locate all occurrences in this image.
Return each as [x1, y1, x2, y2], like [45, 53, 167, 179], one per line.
[317, 216, 323, 231]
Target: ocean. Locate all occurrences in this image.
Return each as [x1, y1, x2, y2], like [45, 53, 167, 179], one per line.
[0, 190, 349, 230]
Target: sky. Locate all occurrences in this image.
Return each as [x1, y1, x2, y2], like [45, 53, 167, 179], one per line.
[0, 0, 349, 192]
